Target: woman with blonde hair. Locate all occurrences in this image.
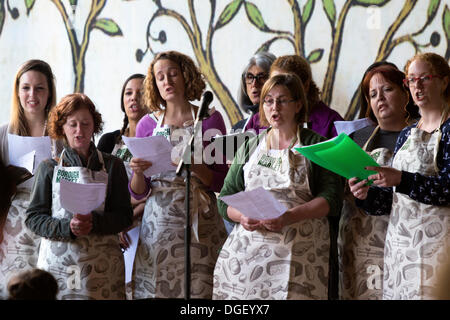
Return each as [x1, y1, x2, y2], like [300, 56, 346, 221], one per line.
[128, 51, 228, 299]
[0, 59, 62, 299]
[350, 52, 450, 300]
[213, 73, 343, 300]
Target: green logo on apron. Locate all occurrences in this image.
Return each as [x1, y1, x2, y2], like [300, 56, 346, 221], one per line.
[115, 147, 133, 162]
[155, 127, 170, 139]
[258, 154, 282, 171]
[56, 170, 80, 183]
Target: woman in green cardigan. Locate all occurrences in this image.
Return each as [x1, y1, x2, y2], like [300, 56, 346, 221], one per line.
[213, 73, 343, 300]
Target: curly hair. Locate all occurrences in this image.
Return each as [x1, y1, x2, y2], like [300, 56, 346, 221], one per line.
[405, 52, 450, 105]
[48, 93, 103, 141]
[143, 51, 205, 112]
[259, 73, 308, 127]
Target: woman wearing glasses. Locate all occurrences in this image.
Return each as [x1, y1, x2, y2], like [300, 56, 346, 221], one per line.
[213, 73, 343, 300]
[349, 52, 450, 300]
[231, 52, 276, 133]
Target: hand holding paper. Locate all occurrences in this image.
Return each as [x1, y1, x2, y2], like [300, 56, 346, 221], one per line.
[122, 135, 176, 177]
[219, 187, 287, 221]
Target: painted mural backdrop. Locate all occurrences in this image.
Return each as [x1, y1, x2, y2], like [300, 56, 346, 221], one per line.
[0, 0, 449, 134]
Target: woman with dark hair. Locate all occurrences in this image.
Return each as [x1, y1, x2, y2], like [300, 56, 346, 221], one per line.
[0, 59, 62, 299]
[339, 62, 418, 300]
[128, 50, 228, 299]
[97, 74, 148, 247]
[213, 73, 343, 300]
[26, 93, 133, 300]
[349, 52, 450, 300]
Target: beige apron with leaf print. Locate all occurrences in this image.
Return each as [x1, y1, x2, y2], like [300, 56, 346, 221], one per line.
[37, 150, 125, 300]
[132, 110, 227, 299]
[213, 133, 330, 300]
[339, 126, 393, 300]
[0, 185, 41, 299]
[383, 121, 450, 300]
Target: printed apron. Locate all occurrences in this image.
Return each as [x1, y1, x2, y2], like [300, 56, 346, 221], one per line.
[37, 150, 125, 300]
[383, 122, 450, 300]
[0, 183, 41, 299]
[338, 126, 392, 300]
[213, 133, 330, 300]
[132, 110, 227, 299]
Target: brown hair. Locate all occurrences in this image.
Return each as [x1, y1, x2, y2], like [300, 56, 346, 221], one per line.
[270, 55, 320, 110]
[361, 64, 419, 123]
[48, 93, 103, 141]
[259, 73, 308, 127]
[7, 268, 58, 300]
[10, 59, 57, 136]
[405, 52, 450, 105]
[143, 51, 205, 113]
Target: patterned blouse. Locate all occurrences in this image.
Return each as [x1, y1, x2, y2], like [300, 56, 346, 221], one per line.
[356, 118, 450, 216]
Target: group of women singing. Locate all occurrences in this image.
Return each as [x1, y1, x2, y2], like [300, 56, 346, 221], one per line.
[0, 50, 448, 300]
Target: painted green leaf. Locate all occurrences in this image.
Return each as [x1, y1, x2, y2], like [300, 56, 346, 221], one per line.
[93, 18, 123, 36]
[307, 48, 324, 63]
[354, 0, 390, 6]
[444, 5, 450, 40]
[215, 0, 243, 30]
[25, 0, 35, 15]
[69, 0, 77, 5]
[427, 0, 440, 21]
[322, 0, 336, 26]
[245, 1, 269, 31]
[302, 0, 315, 25]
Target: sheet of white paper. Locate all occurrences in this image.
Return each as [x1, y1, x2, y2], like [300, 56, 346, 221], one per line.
[15, 150, 36, 173]
[59, 179, 107, 215]
[8, 134, 52, 174]
[123, 226, 140, 284]
[220, 187, 287, 220]
[122, 135, 176, 177]
[333, 118, 373, 136]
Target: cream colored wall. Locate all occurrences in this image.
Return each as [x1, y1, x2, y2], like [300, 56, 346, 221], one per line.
[0, 0, 448, 135]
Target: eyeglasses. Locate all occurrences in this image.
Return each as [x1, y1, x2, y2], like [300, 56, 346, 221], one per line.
[403, 74, 441, 87]
[245, 73, 268, 84]
[263, 98, 297, 107]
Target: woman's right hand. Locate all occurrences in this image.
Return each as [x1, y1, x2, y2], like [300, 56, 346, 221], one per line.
[129, 157, 152, 176]
[70, 213, 93, 237]
[348, 177, 370, 200]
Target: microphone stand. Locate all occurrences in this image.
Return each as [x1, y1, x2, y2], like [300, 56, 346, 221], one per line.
[176, 120, 200, 300]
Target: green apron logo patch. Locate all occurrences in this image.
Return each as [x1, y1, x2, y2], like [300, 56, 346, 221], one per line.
[115, 147, 133, 162]
[56, 170, 80, 183]
[257, 154, 282, 171]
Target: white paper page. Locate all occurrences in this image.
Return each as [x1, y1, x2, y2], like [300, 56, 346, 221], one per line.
[60, 179, 107, 215]
[123, 226, 140, 284]
[333, 118, 373, 136]
[220, 187, 287, 220]
[15, 150, 35, 173]
[122, 135, 176, 177]
[8, 134, 51, 174]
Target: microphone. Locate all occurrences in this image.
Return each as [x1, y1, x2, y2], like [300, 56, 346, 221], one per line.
[176, 91, 214, 175]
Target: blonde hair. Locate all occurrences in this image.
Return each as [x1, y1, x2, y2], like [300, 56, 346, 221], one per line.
[259, 73, 308, 127]
[10, 60, 56, 136]
[143, 51, 205, 113]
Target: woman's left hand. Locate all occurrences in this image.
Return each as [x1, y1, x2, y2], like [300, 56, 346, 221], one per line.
[261, 209, 292, 232]
[366, 166, 402, 187]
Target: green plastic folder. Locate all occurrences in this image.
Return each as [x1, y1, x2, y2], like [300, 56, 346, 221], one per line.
[295, 133, 379, 181]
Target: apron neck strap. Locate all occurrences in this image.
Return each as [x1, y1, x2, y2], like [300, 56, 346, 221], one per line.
[265, 127, 300, 151]
[362, 125, 380, 151]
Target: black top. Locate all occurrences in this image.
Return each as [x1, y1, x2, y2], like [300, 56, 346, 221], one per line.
[351, 125, 400, 152]
[97, 130, 121, 154]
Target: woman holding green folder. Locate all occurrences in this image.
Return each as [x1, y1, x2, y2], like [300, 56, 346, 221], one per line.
[214, 73, 343, 300]
[339, 62, 417, 300]
[350, 52, 450, 300]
